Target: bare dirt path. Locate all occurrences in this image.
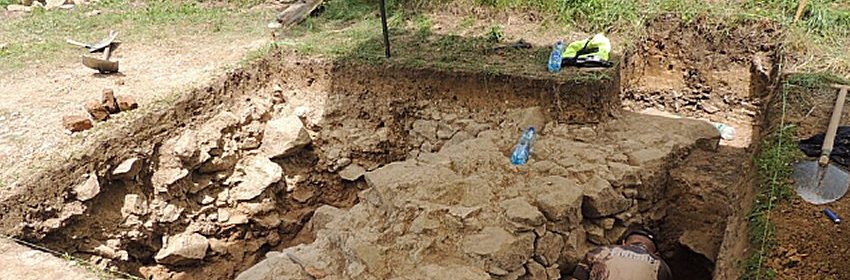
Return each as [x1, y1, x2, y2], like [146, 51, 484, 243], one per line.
[0, 34, 268, 185]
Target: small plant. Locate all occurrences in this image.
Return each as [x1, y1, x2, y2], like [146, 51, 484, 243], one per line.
[486, 24, 504, 43]
[415, 15, 433, 37]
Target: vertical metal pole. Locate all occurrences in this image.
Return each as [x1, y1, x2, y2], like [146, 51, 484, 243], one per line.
[379, 0, 391, 59]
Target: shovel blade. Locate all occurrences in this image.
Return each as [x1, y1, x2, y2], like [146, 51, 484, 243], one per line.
[793, 161, 850, 205]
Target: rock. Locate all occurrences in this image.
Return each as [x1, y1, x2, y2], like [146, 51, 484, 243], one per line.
[582, 176, 630, 218]
[545, 264, 561, 280]
[84, 100, 109, 121]
[116, 95, 138, 112]
[172, 131, 199, 163]
[526, 259, 547, 280]
[608, 162, 640, 186]
[500, 197, 545, 227]
[412, 119, 438, 141]
[261, 115, 311, 158]
[154, 232, 209, 265]
[444, 131, 472, 147]
[73, 174, 100, 201]
[679, 230, 719, 261]
[534, 176, 583, 224]
[701, 103, 720, 114]
[45, 0, 65, 9]
[290, 187, 314, 203]
[120, 194, 148, 218]
[534, 231, 563, 266]
[158, 203, 182, 223]
[208, 238, 227, 255]
[585, 223, 606, 244]
[151, 167, 188, 193]
[627, 148, 667, 166]
[228, 155, 283, 201]
[101, 89, 119, 114]
[6, 4, 32, 11]
[267, 21, 283, 29]
[596, 218, 616, 230]
[463, 227, 535, 272]
[309, 205, 344, 231]
[112, 157, 141, 180]
[199, 153, 238, 173]
[437, 123, 456, 140]
[418, 264, 490, 280]
[339, 163, 366, 181]
[62, 115, 92, 132]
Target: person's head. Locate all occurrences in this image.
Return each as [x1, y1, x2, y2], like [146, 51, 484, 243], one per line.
[621, 228, 659, 254]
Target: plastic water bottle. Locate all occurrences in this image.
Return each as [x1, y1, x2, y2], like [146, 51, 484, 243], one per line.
[712, 123, 736, 140]
[511, 127, 536, 165]
[547, 41, 565, 73]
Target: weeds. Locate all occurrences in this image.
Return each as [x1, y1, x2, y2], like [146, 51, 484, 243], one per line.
[743, 123, 799, 280]
[485, 24, 503, 43]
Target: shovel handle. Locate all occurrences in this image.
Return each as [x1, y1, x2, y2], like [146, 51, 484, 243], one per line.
[820, 86, 848, 165]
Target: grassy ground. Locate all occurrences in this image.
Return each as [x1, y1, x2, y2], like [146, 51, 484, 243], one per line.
[0, 0, 272, 72]
[275, 0, 849, 77]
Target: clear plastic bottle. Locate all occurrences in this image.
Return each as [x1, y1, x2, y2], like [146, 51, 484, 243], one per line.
[511, 127, 536, 165]
[712, 123, 736, 140]
[547, 41, 565, 73]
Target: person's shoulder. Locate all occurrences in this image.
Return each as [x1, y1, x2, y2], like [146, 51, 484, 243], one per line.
[657, 259, 673, 280]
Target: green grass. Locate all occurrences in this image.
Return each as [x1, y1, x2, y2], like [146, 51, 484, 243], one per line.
[0, 0, 272, 72]
[276, 1, 616, 81]
[742, 124, 798, 280]
[0, 0, 16, 8]
[740, 72, 846, 280]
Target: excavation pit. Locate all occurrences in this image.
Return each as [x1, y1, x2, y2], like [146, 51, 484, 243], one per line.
[0, 20, 776, 279]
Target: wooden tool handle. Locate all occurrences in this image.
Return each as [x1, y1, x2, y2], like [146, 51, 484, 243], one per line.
[820, 87, 848, 165]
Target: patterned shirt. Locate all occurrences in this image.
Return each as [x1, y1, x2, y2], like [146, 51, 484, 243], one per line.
[571, 245, 673, 280]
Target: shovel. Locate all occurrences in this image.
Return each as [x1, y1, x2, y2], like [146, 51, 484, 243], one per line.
[793, 85, 850, 204]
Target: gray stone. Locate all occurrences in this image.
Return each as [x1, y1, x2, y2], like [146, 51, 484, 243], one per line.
[228, 155, 283, 201]
[627, 148, 667, 166]
[582, 176, 631, 218]
[463, 227, 534, 271]
[526, 259, 547, 280]
[120, 194, 148, 218]
[585, 223, 606, 245]
[534, 176, 583, 224]
[412, 119, 438, 141]
[154, 232, 209, 265]
[534, 231, 563, 266]
[500, 197, 545, 227]
[112, 157, 141, 180]
[437, 123, 457, 140]
[339, 163, 366, 181]
[261, 115, 312, 158]
[73, 174, 100, 202]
